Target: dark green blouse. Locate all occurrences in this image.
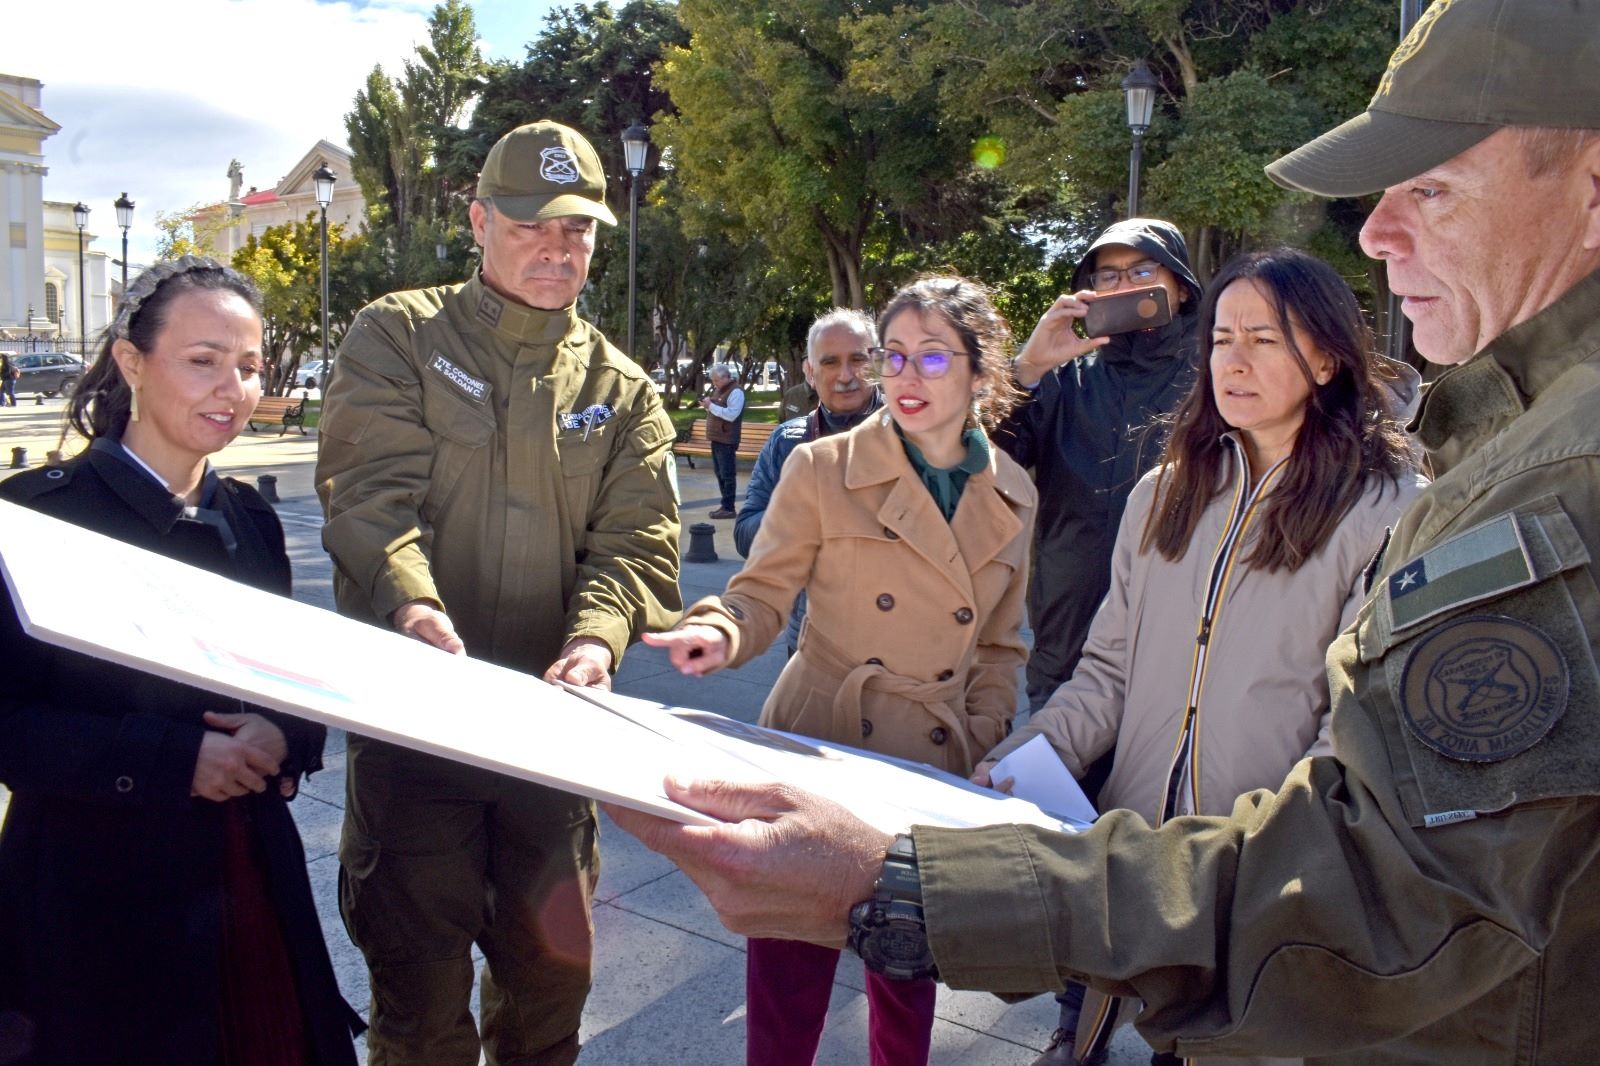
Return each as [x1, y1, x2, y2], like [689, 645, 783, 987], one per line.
[898, 426, 991, 521]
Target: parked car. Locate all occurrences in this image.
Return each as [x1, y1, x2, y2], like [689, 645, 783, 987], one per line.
[293, 359, 328, 389]
[11, 351, 83, 398]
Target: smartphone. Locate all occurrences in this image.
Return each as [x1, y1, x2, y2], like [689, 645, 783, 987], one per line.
[1082, 285, 1173, 337]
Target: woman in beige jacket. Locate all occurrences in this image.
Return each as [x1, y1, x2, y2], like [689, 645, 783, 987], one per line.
[646, 276, 1035, 1066]
[977, 249, 1424, 1066]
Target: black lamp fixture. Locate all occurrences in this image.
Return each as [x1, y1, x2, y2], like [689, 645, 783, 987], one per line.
[312, 164, 336, 368]
[114, 192, 134, 295]
[72, 203, 89, 354]
[621, 122, 651, 362]
[1121, 60, 1160, 216]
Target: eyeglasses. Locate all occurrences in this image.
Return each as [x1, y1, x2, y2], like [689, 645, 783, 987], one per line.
[1087, 260, 1162, 292]
[868, 348, 969, 379]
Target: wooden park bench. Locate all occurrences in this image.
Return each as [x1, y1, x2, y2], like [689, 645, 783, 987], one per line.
[674, 419, 779, 468]
[247, 394, 308, 436]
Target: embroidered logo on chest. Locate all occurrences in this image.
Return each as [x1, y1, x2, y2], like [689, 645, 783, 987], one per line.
[1399, 614, 1568, 762]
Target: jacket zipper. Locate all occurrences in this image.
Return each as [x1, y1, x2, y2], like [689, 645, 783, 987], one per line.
[1157, 442, 1287, 825]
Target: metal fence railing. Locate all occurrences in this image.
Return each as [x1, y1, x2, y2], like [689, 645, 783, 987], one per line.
[0, 335, 95, 358]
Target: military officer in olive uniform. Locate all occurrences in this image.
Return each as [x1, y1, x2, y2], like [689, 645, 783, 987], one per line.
[608, 3, 1600, 1061]
[316, 121, 680, 1066]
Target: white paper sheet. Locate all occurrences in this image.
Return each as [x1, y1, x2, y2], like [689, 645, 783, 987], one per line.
[0, 499, 1076, 836]
[988, 733, 1098, 826]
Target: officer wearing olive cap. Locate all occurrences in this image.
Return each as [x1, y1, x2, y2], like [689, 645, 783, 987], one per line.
[317, 121, 680, 1065]
[607, 2, 1600, 1060]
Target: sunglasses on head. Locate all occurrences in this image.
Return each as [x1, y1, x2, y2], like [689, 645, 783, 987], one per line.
[867, 348, 969, 379]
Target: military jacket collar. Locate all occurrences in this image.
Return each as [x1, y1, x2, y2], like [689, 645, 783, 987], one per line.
[1417, 267, 1600, 462]
[462, 272, 578, 347]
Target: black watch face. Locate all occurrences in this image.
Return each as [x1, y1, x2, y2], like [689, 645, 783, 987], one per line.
[862, 923, 932, 969]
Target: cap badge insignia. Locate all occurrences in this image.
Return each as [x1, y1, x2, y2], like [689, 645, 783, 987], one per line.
[540, 146, 580, 185]
[1373, 0, 1456, 102]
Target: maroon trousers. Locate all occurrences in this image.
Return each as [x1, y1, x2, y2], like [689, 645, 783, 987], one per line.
[745, 937, 936, 1066]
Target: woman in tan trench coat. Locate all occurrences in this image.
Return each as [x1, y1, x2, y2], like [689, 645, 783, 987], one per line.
[645, 276, 1034, 1066]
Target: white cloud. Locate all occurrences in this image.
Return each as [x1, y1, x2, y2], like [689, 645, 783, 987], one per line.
[2, 0, 565, 267]
[2, 0, 434, 264]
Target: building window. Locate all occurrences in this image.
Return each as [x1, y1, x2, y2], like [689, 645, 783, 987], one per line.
[44, 283, 59, 324]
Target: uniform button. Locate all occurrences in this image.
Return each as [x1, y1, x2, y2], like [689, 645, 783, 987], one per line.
[866, 657, 883, 666]
[861, 719, 874, 738]
[929, 727, 948, 745]
[876, 593, 895, 611]
[115, 775, 134, 793]
[883, 527, 900, 540]
[937, 669, 954, 681]
[954, 607, 974, 625]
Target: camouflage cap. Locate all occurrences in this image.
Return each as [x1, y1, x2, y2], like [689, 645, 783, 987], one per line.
[1267, 0, 1600, 198]
[476, 120, 618, 225]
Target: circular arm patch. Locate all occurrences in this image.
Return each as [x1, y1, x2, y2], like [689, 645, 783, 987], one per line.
[1399, 614, 1568, 762]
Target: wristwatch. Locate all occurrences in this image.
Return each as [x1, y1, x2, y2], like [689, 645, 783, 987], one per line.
[847, 833, 940, 982]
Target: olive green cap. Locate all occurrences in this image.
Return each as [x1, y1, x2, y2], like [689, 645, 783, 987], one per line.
[1267, 0, 1600, 198]
[476, 120, 617, 225]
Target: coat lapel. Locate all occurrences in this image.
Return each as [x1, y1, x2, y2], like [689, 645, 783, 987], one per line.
[846, 414, 1019, 604]
[950, 449, 1027, 574]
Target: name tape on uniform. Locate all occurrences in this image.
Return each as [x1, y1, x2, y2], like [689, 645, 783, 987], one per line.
[428, 352, 490, 405]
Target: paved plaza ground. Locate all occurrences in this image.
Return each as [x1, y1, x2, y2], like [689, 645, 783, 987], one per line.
[0, 395, 1157, 1064]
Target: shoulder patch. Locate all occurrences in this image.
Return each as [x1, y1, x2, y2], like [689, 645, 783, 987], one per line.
[1399, 614, 1567, 763]
[1387, 513, 1535, 632]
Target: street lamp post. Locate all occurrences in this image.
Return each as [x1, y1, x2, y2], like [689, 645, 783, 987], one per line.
[621, 122, 650, 362]
[73, 203, 89, 356]
[114, 193, 134, 297]
[1121, 61, 1160, 217]
[312, 164, 336, 376]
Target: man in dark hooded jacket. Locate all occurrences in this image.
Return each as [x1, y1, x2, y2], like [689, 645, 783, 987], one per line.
[994, 218, 1201, 1066]
[998, 218, 1202, 711]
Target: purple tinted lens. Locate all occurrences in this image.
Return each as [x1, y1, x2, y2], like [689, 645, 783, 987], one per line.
[918, 352, 951, 377]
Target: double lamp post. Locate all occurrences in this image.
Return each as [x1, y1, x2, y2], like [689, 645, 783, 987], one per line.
[64, 195, 131, 355]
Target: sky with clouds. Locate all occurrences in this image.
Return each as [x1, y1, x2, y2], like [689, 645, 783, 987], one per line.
[3, 0, 564, 265]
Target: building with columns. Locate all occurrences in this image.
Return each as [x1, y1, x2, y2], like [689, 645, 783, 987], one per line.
[197, 140, 366, 258]
[0, 73, 112, 351]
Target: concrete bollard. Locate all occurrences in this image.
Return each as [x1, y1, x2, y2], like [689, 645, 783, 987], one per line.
[45, 450, 64, 465]
[10, 447, 27, 468]
[257, 474, 280, 503]
[684, 521, 718, 564]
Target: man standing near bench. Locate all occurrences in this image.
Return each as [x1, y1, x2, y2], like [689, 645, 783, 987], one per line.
[315, 120, 681, 1065]
[699, 361, 745, 518]
[735, 309, 881, 655]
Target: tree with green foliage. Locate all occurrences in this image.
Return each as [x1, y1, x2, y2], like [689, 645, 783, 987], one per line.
[231, 215, 374, 394]
[346, 0, 485, 291]
[850, 0, 1397, 286]
[658, 0, 1007, 310]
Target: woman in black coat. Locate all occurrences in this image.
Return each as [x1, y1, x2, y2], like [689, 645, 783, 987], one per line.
[0, 257, 359, 1066]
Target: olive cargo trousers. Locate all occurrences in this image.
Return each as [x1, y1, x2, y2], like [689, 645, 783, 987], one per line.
[340, 735, 599, 1066]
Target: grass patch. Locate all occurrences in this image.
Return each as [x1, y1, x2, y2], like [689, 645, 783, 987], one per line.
[664, 401, 784, 436]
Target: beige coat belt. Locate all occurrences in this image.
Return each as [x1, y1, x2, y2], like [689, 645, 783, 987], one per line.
[796, 621, 971, 769]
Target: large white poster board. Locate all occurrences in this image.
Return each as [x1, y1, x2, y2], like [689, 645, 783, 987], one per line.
[0, 499, 1081, 835]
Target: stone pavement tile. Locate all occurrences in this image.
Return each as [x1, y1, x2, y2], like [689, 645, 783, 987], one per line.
[307, 853, 373, 1016]
[577, 904, 749, 1064]
[608, 866, 745, 951]
[595, 810, 679, 904]
[292, 792, 346, 865]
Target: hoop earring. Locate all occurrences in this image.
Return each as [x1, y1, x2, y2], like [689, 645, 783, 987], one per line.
[129, 387, 141, 423]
